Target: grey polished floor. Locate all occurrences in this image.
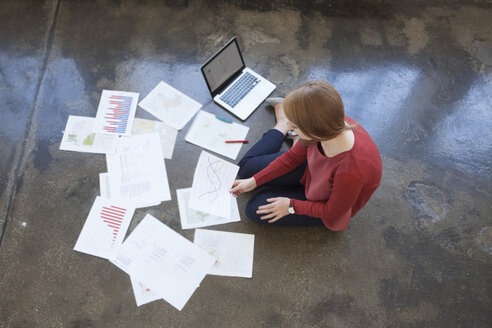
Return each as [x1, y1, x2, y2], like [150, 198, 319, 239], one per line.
[0, 1, 491, 327]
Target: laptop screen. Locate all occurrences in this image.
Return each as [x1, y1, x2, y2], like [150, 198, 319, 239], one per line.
[201, 38, 245, 95]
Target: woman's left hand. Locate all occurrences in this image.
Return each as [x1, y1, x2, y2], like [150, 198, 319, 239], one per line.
[256, 197, 291, 223]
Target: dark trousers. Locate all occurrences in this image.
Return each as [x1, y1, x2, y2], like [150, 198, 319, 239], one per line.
[237, 129, 324, 226]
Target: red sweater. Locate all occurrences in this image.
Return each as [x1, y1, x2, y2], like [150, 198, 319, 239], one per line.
[254, 117, 382, 231]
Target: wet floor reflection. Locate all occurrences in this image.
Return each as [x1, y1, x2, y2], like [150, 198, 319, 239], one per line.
[431, 75, 492, 178]
[307, 64, 421, 144]
[108, 59, 210, 104]
[34, 57, 88, 142]
[0, 53, 42, 140]
[307, 65, 491, 179]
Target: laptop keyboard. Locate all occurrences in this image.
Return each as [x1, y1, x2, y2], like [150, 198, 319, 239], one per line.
[220, 72, 260, 108]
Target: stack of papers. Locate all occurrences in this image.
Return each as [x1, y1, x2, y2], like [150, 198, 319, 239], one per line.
[112, 214, 215, 310]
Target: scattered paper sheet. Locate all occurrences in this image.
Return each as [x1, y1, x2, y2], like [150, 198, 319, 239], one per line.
[132, 118, 177, 159]
[93, 90, 139, 136]
[111, 213, 162, 275]
[99, 172, 160, 208]
[74, 196, 135, 260]
[185, 110, 249, 160]
[106, 132, 171, 208]
[130, 276, 160, 307]
[177, 188, 240, 230]
[189, 151, 239, 218]
[138, 81, 201, 130]
[99, 173, 111, 198]
[124, 214, 215, 311]
[60, 116, 118, 154]
[111, 214, 163, 306]
[194, 229, 255, 278]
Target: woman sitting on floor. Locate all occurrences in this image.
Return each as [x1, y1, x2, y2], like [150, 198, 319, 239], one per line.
[230, 80, 382, 231]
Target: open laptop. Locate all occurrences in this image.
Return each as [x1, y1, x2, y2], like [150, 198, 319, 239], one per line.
[201, 37, 276, 121]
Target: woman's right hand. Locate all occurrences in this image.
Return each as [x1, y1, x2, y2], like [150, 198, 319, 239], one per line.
[230, 177, 257, 197]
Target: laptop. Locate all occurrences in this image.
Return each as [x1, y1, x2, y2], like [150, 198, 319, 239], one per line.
[201, 37, 276, 121]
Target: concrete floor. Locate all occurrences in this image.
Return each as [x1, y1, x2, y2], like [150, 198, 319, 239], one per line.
[0, 0, 491, 327]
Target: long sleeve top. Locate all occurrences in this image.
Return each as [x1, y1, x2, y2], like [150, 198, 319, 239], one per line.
[253, 116, 382, 231]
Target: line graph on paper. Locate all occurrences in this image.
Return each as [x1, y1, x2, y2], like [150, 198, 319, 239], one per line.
[189, 151, 240, 219]
[198, 157, 224, 202]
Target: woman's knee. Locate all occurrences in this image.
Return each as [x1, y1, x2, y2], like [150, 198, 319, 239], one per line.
[244, 198, 263, 223]
[237, 156, 256, 179]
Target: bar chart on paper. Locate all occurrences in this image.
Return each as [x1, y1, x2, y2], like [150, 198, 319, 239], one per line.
[74, 196, 135, 260]
[59, 115, 119, 154]
[94, 90, 139, 136]
[104, 95, 132, 134]
[101, 205, 127, 243]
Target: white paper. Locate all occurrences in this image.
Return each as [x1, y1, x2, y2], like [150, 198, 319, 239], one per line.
[111, 213, 164, 275]
[132, 118, 177, 159]
[125, 214, 215, 311]
[185, 110, 250, 160]
[60, 116, 118, 154]
[74, 196, 135, 260]
[105, 132, 171, 208]
[177, 188, 240, 230]
[111, 214, 162, 306]
[99, 172, 160, 208]
[130, 276, 160, 306]
[99, 173, 110, 198]
[194, 229, 255, 278]
[138, 81, 201, 130]
[189, 151, 239, 218]
[93, 90, 139, 136]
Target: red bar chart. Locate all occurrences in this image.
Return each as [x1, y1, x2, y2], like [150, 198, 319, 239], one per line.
[103, 95, 133, 134]
[101, 205, 127, 242]
[94, 90, 139, 136]
[74, 196, 135, 260]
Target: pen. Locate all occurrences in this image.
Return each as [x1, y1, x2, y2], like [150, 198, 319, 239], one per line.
[225, 140, 249, 143]
[215, 115, 233, 124]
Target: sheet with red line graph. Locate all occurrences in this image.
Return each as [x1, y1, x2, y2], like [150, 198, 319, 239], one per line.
[189, 151, 239, 219]
[93, 90, 139, 136]
[74, 196, 135, 260]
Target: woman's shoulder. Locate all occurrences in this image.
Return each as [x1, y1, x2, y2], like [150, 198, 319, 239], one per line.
[344, 115, 375, 145]
[345, 115, 357, 125]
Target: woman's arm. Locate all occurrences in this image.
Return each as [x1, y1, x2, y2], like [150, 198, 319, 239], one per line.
[253, 141, 308, 186]
[230, 177, 257, 197]
[292, 173, 363, 230]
